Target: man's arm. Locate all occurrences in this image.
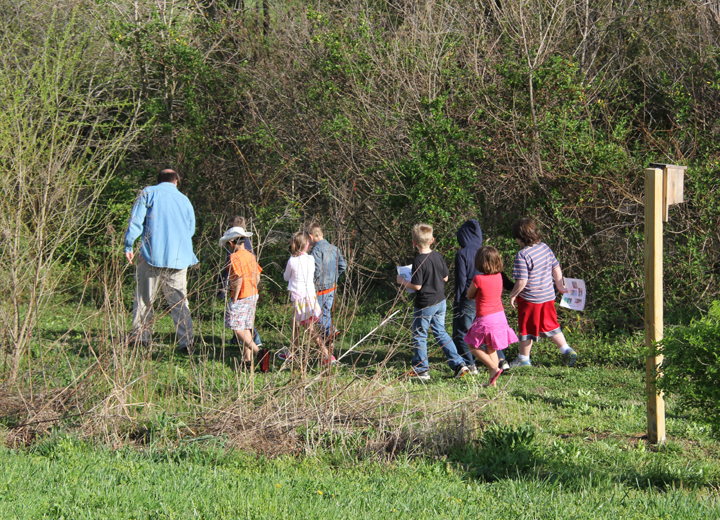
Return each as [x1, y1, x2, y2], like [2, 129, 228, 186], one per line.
[123, 190, 148, 263]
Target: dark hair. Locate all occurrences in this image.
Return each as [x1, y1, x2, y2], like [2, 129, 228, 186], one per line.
[474, 246, 503, 275]
[157, 169, 180, 184]
[512, 218, 542, 246]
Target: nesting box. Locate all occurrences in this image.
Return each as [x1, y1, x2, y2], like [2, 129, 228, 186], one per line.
[649, 163, 687, 221]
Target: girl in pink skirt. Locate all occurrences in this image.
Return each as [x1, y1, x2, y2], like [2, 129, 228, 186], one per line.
[283, 231, 335, 365]
[464, 246, 519, 386]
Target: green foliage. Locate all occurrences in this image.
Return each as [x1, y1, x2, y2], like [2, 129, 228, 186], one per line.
[654, 301, 720, 434]
[385, 98, 484, 248]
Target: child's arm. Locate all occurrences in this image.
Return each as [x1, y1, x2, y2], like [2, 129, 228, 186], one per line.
[283, 259, 292, 282]
[397, 275, 422, 292]
[553, 265, 569, 294]
[466, 279, 478, 300]
[509, 279, 527, 308]
[501, 272, 515, 292]
[231, 276, 243, 302]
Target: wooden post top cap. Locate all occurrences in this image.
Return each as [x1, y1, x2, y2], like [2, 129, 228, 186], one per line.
[648, 163, 688, 170]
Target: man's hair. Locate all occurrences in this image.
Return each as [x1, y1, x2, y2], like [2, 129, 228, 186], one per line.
[411, 223, 434, 248]
[291, 231, 309, 257]
[229, 215, 246, 228]
[475, 246, 503, 275]
[512, 218, 542, 246]
[307, 222, 323, 237]
[158, 169, 180, 184]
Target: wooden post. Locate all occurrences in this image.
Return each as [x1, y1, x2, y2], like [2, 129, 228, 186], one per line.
[645, 167, 665, 444]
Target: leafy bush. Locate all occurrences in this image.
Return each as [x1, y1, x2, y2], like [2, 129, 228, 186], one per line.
[654, 301, 720, 433]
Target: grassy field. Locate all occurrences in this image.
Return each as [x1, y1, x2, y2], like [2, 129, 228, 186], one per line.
[1, 296, 720, 519]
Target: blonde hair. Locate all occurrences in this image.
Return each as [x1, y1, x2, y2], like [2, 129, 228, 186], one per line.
[475, 246, 503, 275]
[307, 222, 323, 238]
[411, 223, 434, 248]
[291, 231, 309, 257]
[229, 215, 246, 228]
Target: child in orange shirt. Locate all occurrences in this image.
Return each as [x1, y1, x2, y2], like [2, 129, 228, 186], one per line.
[219, 227, 269, 371]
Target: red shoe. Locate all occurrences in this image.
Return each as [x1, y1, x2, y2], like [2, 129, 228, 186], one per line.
[485, 368, 503, 387]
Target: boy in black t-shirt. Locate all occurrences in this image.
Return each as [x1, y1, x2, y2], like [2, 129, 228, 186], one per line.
[397, 223, 470, 380]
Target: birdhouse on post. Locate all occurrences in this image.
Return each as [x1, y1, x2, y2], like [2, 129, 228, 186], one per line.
[644, 163, 687, 445]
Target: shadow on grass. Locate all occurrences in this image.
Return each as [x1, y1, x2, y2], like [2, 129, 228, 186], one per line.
[450, 424, 717, 491]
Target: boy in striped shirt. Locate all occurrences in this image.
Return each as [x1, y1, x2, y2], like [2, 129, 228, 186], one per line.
[508, 218, 577, 368]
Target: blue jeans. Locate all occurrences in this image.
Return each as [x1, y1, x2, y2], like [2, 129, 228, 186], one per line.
[316, 290, 335, 340]
[412, 300, 466, 373]
[452, 299, 505, 364]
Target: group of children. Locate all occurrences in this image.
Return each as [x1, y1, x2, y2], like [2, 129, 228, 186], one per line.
[219, 215, 576, 381]
[397, 218, 576, 386]
[219, 218, 346, 371]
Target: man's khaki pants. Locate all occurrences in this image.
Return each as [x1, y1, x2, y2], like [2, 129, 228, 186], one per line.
[131, 256, 193, 348]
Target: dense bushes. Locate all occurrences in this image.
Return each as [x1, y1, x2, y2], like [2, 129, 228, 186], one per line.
[654, 301, 720, 434]
[2, 0, 719, 336]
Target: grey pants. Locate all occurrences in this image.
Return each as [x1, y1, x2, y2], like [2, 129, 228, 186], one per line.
[131, 256, 193, 348]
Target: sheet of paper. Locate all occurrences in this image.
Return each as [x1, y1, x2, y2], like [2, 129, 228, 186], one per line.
[559, 278, 586, 311]
[396, 265, 415, 294]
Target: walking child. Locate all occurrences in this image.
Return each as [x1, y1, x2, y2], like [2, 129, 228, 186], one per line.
[219, 227, 269, 371]
[507, 218, 576, 368]
[307, 222, 347, 351]
[284, 231, 335, 365]
[464, 247, 519, 386]
[396, 223, 470, 380]
[220, 216, 263, 349]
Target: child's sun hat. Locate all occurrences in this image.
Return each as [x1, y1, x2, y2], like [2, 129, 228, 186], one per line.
[219, 227, 253, 248]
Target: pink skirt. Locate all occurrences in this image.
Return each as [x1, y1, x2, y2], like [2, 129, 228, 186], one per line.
[464, 310, 519, 351]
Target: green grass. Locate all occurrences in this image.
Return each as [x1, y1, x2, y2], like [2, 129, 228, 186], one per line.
[1, 438, 719, 519]
[2, 299, 720, 518]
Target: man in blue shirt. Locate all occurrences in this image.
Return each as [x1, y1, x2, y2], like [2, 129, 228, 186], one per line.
[124, 169, 199, 354]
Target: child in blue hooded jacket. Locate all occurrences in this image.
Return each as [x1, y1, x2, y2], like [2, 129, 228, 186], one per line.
[453, 220, 512, 373]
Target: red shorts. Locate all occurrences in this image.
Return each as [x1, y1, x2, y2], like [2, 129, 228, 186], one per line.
[517, 297, 561, 341]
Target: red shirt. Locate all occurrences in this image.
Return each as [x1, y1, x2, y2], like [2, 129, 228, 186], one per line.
[473, 273, 504, 316]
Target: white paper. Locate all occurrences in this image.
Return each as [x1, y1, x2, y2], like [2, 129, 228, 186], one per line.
[397, 265, 415, 294]
[559, 278, 586, 311]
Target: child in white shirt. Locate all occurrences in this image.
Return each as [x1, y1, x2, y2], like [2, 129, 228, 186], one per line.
[283, 231, 335, 365]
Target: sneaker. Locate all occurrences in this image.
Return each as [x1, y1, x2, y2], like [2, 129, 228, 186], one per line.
[276, 347, 293, 362]
[321, 355, 337, 366]
[508, 357, 532, 368]
[407, 370, 431, 381]
[468, 365, 479, 375]
[499, 359, 510, 371]
[454, 365, 470, 379]
[561, 348, 577, 367]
